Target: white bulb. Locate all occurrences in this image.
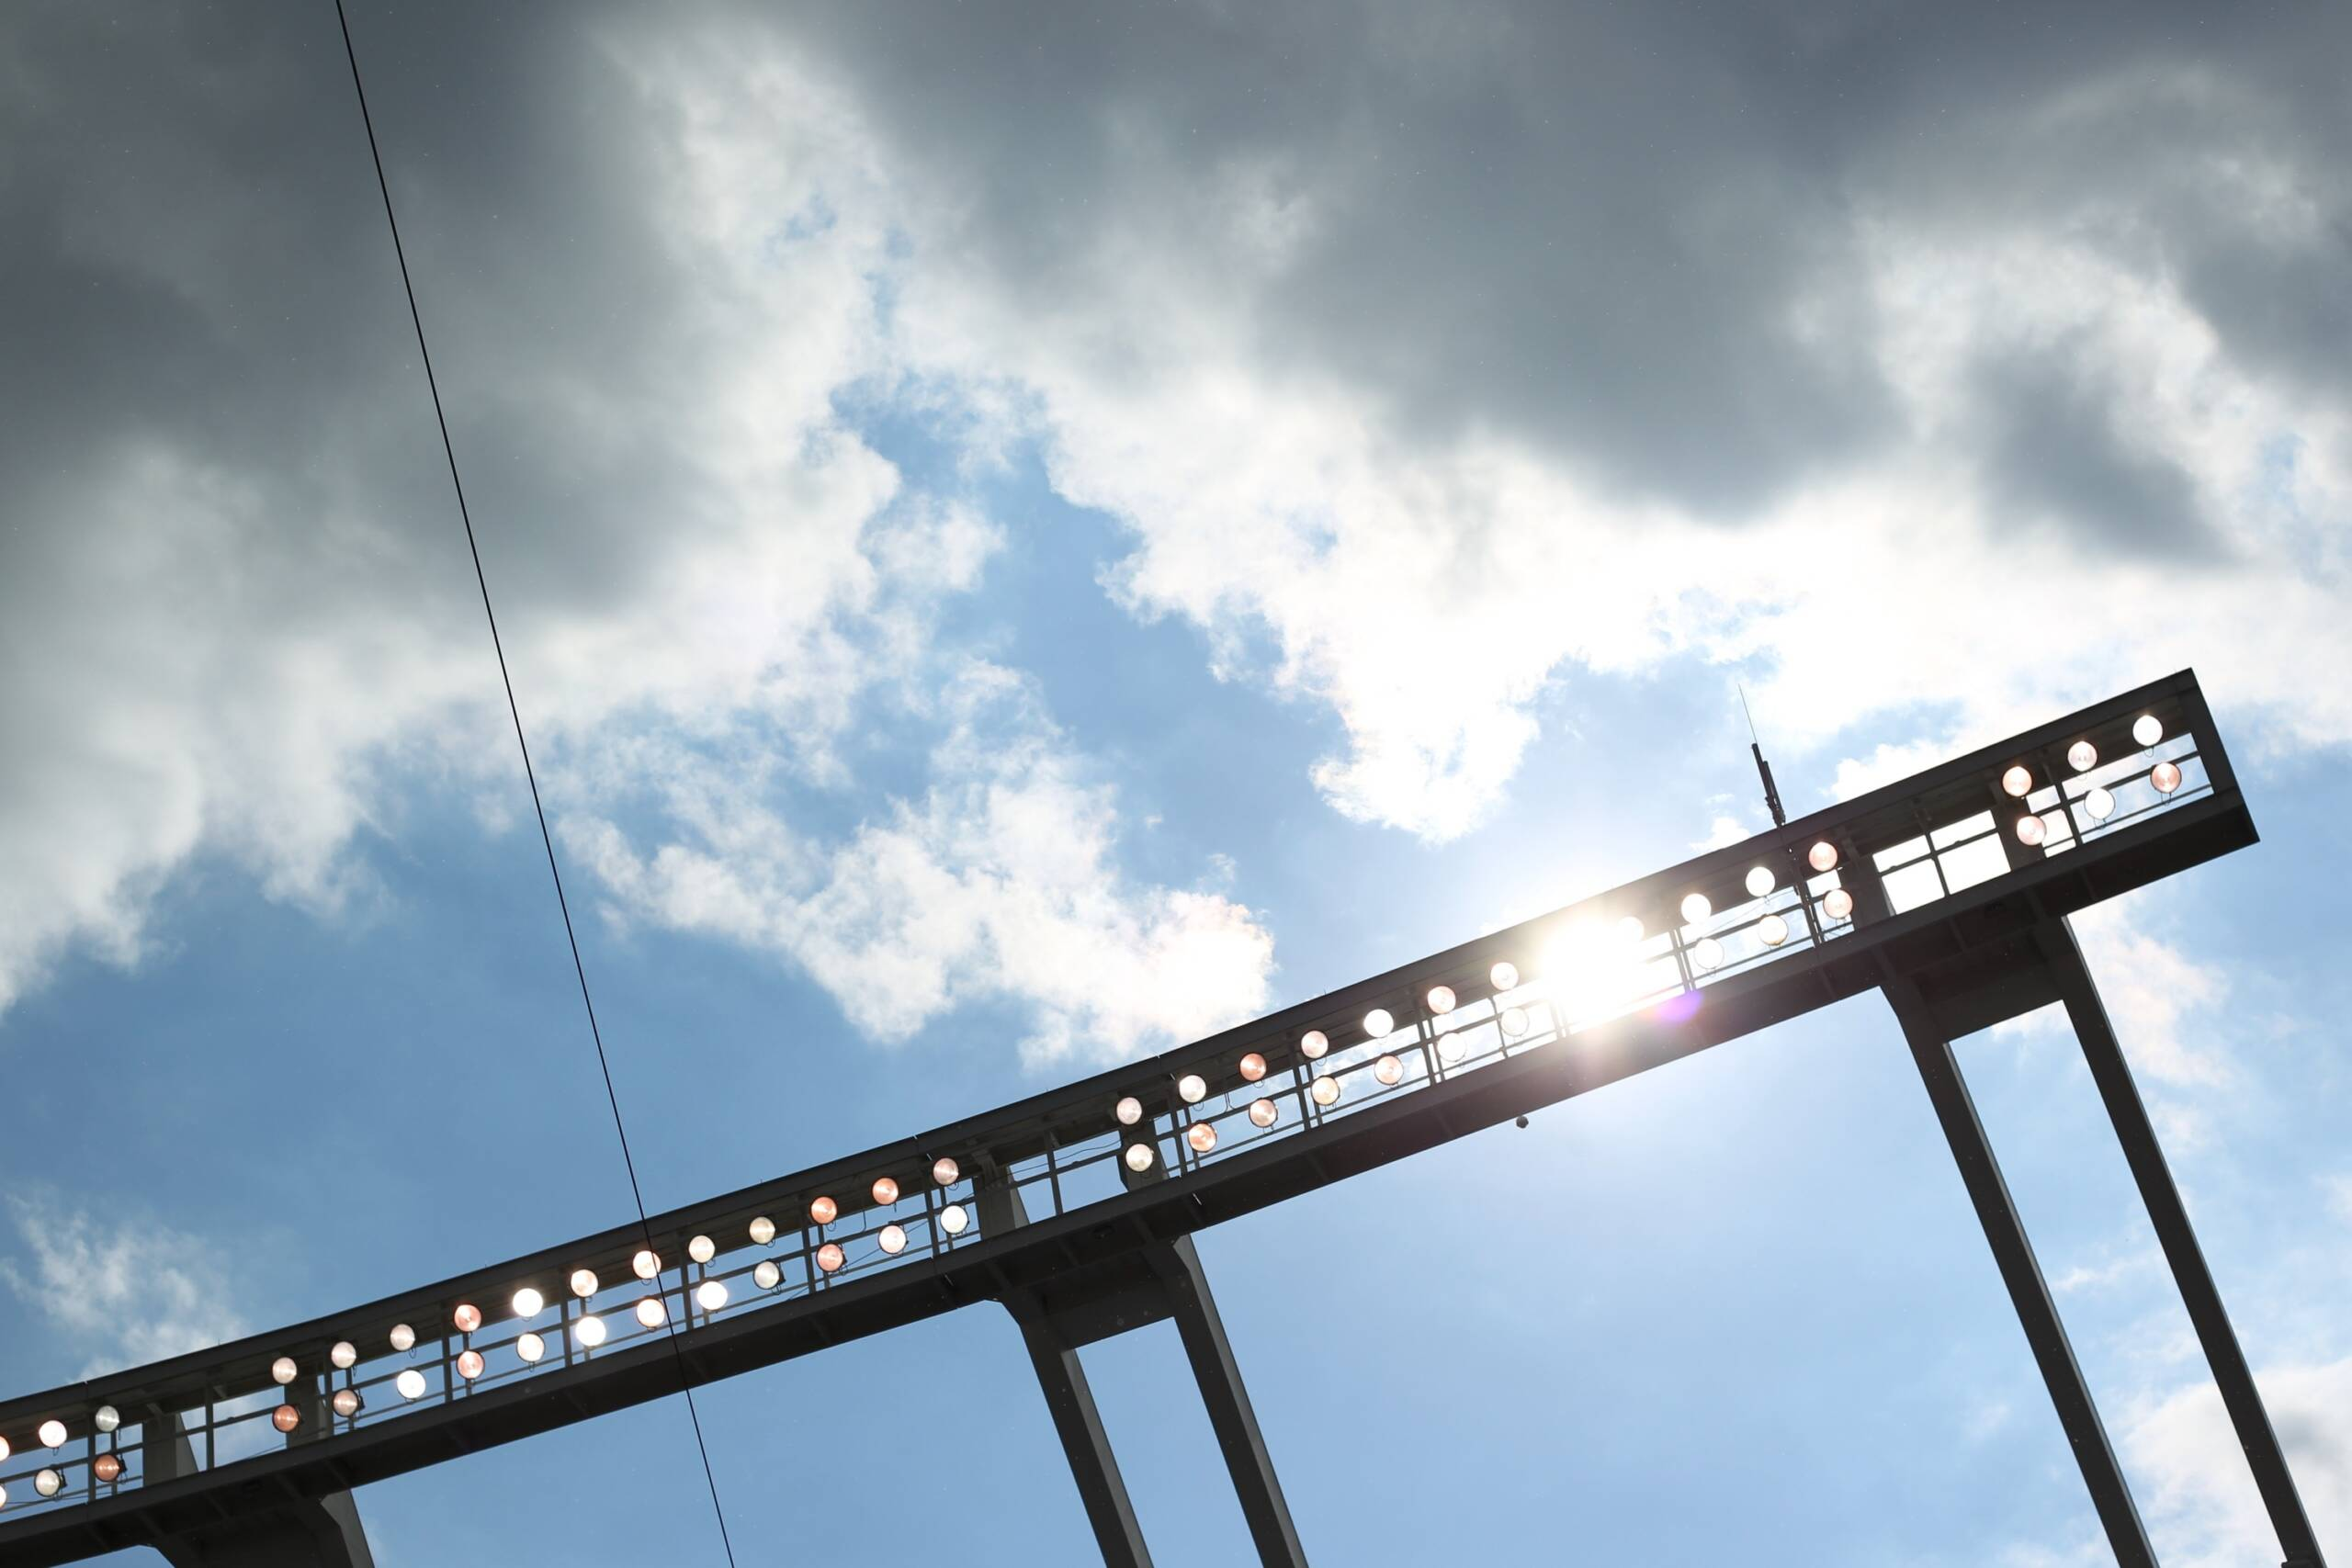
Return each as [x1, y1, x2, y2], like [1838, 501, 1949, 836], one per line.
[2016, 814, 2047, 847]
[1615, 915, 1645, 944]
[1489, 961, 1519, 991]
[571, 1269, 599, 1299]
[1436, 1030, 1464, 1064]
[636, 1297, 667, 1328]
[1692, 937, 1724, 972]
[1679, 893, 1712, 925]
[2085, 785, 2116, 821]
[1823, 888, 1854, 920]
[0, 1480, 9, 1506]
[0, 1436, 9, 1463]
[1311, 1076, 1340, 1106]
[2133, 714, 2163, 747]
[35, 1470, 62, 1498]
[1363, 1008, 1394, 1038]
[1425, 985, 1456, 1015]
[1249, 1098, 1279, 1127]
[878, 1224, 908, 1256]
[1115, 1096, 1144, 1125]
[749, 1216, 776, 1246]
[1374, 1055, 1404, 1086]
[687, 1235, 716, 1264]
[932, 1157, 960, 1187]
[330, 1341, 356, 1371]
[1807, 840, 1838, 874]
[332, 1388, 362, 1418]
[2002, 764, 2033, 797]
[940, 1204, 969, 1236]
[632, 1249, 661, 1280]
[1300, 1030, 1329, 1058]
[94, 1404, 120, 1434]
[38, 1419, 67, 1450]
[1758, 914, 1789, 948]
[390, 1323, 416, 1352]
[516, 1332, 546, 1364]
[574, 1314, 608, 1348]
[271, 1357, 298, 1386]
[696, 1279, 730, 1311]
[396, 1369, 427, 1401]
[1501, 1006, 1529, 1037]
[1125, 1143, 1155, 1172]
[1744, 865, 1774, 898]
[2067, 740, 2098, 773]
[1177, 1073, 1207, 1104]
[512, 1287, 544, 1318]
[754, 1259, 783, 1289]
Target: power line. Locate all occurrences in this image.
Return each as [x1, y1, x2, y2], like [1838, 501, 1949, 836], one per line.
[327, 5, 741, 1562]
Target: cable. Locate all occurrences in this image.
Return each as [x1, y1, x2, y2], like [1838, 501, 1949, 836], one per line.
[328, 5, 741, 1562]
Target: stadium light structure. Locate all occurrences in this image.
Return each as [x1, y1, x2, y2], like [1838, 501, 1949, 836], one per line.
[0, 670, 2325, 1568]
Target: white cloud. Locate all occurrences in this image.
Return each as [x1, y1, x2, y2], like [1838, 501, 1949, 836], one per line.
[2123, 1358, 2352, 1568]
[1992, 901, 2236, 1104]
[0, 1193, 247, 1378]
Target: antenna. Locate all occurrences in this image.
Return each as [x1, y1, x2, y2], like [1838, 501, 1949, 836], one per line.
[1740, 682, 1787, 828]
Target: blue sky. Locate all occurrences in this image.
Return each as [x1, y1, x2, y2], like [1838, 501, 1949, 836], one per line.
[2, 3, 2349, 1563]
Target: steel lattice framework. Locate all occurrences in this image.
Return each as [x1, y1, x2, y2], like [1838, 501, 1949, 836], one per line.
[0, 670, 2325, 1568]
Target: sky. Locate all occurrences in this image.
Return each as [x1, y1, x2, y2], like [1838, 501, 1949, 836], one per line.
[1, 1, 2348, 1562]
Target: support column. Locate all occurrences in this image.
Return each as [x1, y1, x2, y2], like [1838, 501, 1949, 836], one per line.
[2039, 919, 2326, 1568]
[1884, 974, 2157, 1568]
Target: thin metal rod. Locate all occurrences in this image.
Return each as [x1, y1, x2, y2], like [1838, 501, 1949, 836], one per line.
[1883, 976, 2157, 1568]
[2041, 921, 2326, 1568]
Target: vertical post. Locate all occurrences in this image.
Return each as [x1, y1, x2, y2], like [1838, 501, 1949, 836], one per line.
[1883, 975, 2157, 1568]
[2039, 920, 2326, 1568]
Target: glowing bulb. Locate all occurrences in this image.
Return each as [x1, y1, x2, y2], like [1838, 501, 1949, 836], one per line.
[574, 1314, 608, 1348]
[571, 1269, 599, 1298]
[816, 1244, 844, 1273]
[809, 1196, 839, 1224]
[1679, 893, 1712, 925]
[1615, 916, 1645, 944]
[1188, 1122, 1218, 1153]
[272, 1357, 299, 1385]
[1692, 937, 1724, 971]
[326, 1341, 356, 1371]
[749, 1216, 775, 1246]
[2151, 761, 2182, 795]
[1363, 1008, 1394, 1038]
[878, 1225, 908, 1256]
[2016, 814, 2047, 847]
[1745, 865, 1774, 898]
[1436, 1030, 1464, 1064]
[38, 1420, 66, 1449]
[390, 1323, 415, 1352]
[872, 1177, 900, 1206]
[687, 1235, 716, 1265]
[635, 1297, 667, 1328]
[932, 1157, 960, 1187]
[517, 1332, 546, 1364]
[1115, 1096, 1144, 1125]
[632, 1249, 661, 1280]
[332, 1389, 362, 1418]
[95, 1452, 123, 1482]
[94, 1405, 119, 1434]
[2067, 740, 2098, 772]
[512, 1287, 544, 1318]
[1374, 1055, 1404, 1086]
[1238, 1052, 1267, 1082]
[1177, 1073, 1207, 1103]
[1501, 1006, 1529, 1037]
[1249, 1098, 1279, 1127]
[696, 1279, 730, 1310]
[35, 1469, 63, 1497]
[0, 1437, 9, 1462]
[1124, 1143, 1155, 1172]
[1426, 985, 1456, 1015]
[754, 1259, 783, 1288]
[2133, 714, 2163, 747]
[1300, 1029, 1329, 1058]
[275, 1404, 303, 1433]
[1758, 914, 1789, 947]
[940, 1204, 969, 1236]
[396, 1369, 427, 1400]
[2002, 764, 2032, 797]
[1311, 1076, 1340, 1106]
[452, 1304, 481, 1334]
[0, 1481, 8, 1506]
[1490, 961, 1519, 990]
[1823, 888, 1854, 921]
[1808, 840, 1838, 873]
[456, 1350, 484, 1381]
[2085, 785, 2116, 820]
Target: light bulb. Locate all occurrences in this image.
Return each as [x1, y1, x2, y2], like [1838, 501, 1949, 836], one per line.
[36, 1470, 63, 1497]
[1177, 1073, 1207, 1103]
[1501, 1006, 1529, 1037]
[1363, 1008, 1394, 1038]
[632, 1249, 661, 1280]
[571, 1269, 599, 1298]
[1679, 893, 1711, 925]
[1426, 985, 1457, 1015]
[1808, 840, 1838, 873]
[273, 1404, 301, 1433]
[1311, 1076, 1340, 1106]
[396, 1369, 427, 1400]
[878, 1224, 908, 1256]
[1300, 1030, 1329, 1058]
[330, 1341, 356, 1371]
[456, 1350, 484, 1381]
[1374, 1055, 1404, 1086]
[1249, 1099, 1279, 1127]
[1745, 865, 1774, 898]
[0, 1436, 9, 1462]
[2016, 814, 2046, 847]
[1615, 916, 1645, 944]
[332, 1389, 362, 1418]
[452, 1304, 481, 1334]
[1436, 1031, 1464, 1065]
[749, 1216, 776, 1246]
[932, 1157, 960, 1188]
[686, 1235, 715, 1265]
[38, 1420, 66, 1449]
[816, 1243, 845, 1273]
[2152, 761, 2182, 795]
[574, 1314, 608, 1348]
[272, 1357, 298, 1385]
[696, 1279, 730, 1310]
[95, 1452, 123, 1482]
[1124, 1143, 1155, 1172]
[517, 1332, 546, 1364]
[2085, 785, 2116, 820]
[1758, 914, 1789, 948]
[871, 1177, 900, 1206]
[2002, 764, 2033, 797]
[1490, 961, 1520, 991]
[636, 1297, 667, 1328]
[809, 1196, 838, 1225]
[1115, 1096, 1144, 1125]
[1238, 1052, 1267, 1082]
[512, 1287, 545, 1318]
[1692, 937, 1724, 971]
[1823, 888, 1854, 920]
[940, 1204, 969, 1236]
[1187, 1122, 1217, 1154]
[2067, 740, 2098, 772]
[754, 1259, 783, 1289]
[2133, 714, 2163, 747]
[390, 1323, 415, 1352]
[94, 1405, 119, 1435]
